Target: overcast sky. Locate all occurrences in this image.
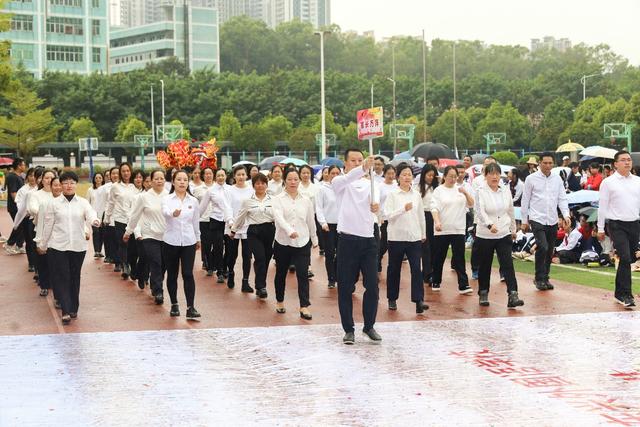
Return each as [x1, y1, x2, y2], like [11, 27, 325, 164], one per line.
[332, 0, 640, 66]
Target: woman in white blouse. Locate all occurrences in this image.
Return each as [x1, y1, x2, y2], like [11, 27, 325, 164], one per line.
[161, 170, 202, 319]
[124, 170, 168, 305]
[231, 173, 274, 299]
[508, 168, 524, 207]
[272, 168, 318, 319]
[316, 165, 341, 288]
[418, 164, 439, 284]
[86, 172, 106, 258]
[125, 169, 146, 287]
[267, 164, 284, 196]
[299, 164, 321, 275]
[37, 171, 99, 325]
[384, 165, 429, 314]
[431, 166, 474, 294]
[13, 168, 38, 271]
[29, 169, 57, 297]
[226, 165, 254, 291]
[475, 163, 524, 309]
[377, 164, 397, 272]
[192, 167, 214, 274]
[105, 162, 137, 278]
[199, 168, 231, 283]
[101, 167, 119, 265]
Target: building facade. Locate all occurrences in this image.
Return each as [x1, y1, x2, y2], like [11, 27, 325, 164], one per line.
[109, 1, 219, 73]
[1, 0, 110, 78]
[531, 36, 572, 53]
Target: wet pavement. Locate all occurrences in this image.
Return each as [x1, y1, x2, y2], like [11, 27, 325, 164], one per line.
[1, 311, 639, 426]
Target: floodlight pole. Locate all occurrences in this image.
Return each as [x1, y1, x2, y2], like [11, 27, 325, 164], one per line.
[150, 85, 156, 154]
[315, 30, 331, 161]
[581, 74, 600, 102]
[160, 79, 166, 146]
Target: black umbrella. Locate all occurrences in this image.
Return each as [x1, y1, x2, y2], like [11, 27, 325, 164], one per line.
[411, 142, 456, 160]
[259, 155, 287, 170]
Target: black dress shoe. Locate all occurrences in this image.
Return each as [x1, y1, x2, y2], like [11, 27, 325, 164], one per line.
[154, 294, 164, 305]
[299, 308, 312, 320]
[137, 279, 145, 290]
[388, 300, 397, 311]
[307, 270, 314, 279]
[39, 289, 49, 297]
[544, 281, 555, 290]
[114, 266, 122, 273]
[227, 274, 235, 289]
[54, 300, 61, 309]
[69, 312, 77, 319]
[362, 328, 382, 342]
[170, 304, 180, 317]
[206, 270, 214, 277]
[343, 332, 355, 345]
[61, 314, 71, 325]
[241, 279, 254, 293]
[479, 291, 490, 306]
[216, 274, 225, 284]
[328, 281, 336, 289]
[186, 307, 201, 319]
[534, 280, 547, 290]
[256, 288, 268, 299]
[416, 301, 429, 314]
[507, 291, 525, 309]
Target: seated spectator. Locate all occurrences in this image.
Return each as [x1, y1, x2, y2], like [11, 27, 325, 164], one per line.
[603, 164, 613, 177]
[583, 162, 603, 191]
[566, 162, 582, 192]
[553, 219, 582, 264]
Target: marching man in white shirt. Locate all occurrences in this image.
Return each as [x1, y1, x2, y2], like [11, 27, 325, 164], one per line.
[520, 152, 570, 291]
[37, 172, 99, 325]
[598, 151, 640, 309]
[333, 149, 381, 345]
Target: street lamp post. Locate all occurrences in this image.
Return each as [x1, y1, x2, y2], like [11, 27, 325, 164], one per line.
[370, 84, 374, 108]
[314, 30, 331, 161]
[150, 85, 155, 154]
[387, 77, 397, 154]
[160, 79, 166, 146]
[580, 74, 600, 102]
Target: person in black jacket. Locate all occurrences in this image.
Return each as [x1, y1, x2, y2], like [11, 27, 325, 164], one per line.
[567, 162, 582, 192]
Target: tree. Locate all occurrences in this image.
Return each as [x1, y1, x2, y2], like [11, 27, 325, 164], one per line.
[474, 101, 532, 149]
[558, 121, 601, 147]
[0, 81, 59, 156]
[288, 127, 316, 152]
[532, 98, 574, 150]
[492, 151, 519, 166]
[260, 115, 293, 142]
[235, 123, 275, 152]
[115, 115, 150, 143]
[218, 110, 241, 142]
[63, 116, 100, 142]
[169, 118, 191, 141]
[430, 110, 473, 149]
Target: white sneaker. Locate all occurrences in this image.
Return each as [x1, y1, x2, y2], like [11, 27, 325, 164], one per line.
[5, 245, 18, 255]
[17, 247, 26, 254]
[0, 236, 7, 244]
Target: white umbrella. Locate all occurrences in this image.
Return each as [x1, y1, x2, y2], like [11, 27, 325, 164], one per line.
[551, 166, 570, 176]
[567, 190, 599, 205]
[579, 146, 618, 159]
[232, 160, 256, 167]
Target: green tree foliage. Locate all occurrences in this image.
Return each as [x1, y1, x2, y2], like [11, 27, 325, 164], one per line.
[218, 110, 241, 141]
[169, 118, 191, 140]
[430, 110, 473, 149]
[474, 102, 532, 149]
[260, 115, 293, 142]
[115, 115, 150, 143]
[63, 116, 100, 142]
[236, 123, 275, 151]
[492, 151, 519, 166]
[0, 81, 59, 156]
[532, 98, 574, 150]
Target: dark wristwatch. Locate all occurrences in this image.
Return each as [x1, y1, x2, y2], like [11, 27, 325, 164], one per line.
[487, 224, 493, 230]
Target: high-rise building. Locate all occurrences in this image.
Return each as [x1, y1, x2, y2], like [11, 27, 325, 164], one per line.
[110, 1, 219, 73]
[1, 0, 110, 79]
[531, 36, 572, 53]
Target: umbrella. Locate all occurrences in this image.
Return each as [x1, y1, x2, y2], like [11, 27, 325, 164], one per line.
[556, 141, 585, 152]
[279, 157, 308, 166]
[232, 160, 255, 168]
[578, 206, 598, 223]
[393, 151, 413, 161]
[567, 190, 599, 205]
[0, 157, 13, 167]
[411, 142, 456, 160]
[259, 155, 287, 170]
[320, 157, 344, 168]
[551, 166, 570, 176]
[438, 158, 460, 168]
[377, 155, 391, 163]
[579, 146, 618, 159]
[471, 153, 488, 165]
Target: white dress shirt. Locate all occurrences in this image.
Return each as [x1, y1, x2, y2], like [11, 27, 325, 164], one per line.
[597, 171, 640, 230]
[475, 185, 516, 240]
[126, 188, 169, 241]
[420, 186, 434, 212]
[272, 191, 318, 248]
[268, 179, 284, 196]
[315, 182, 339, 226]
[105, 182, 139, 224]
[100, 182, 114, 225]
[512, 179, 524, 204]
[226, 184, 254, 238]
[192, 182, 213, 222]
[161, 192, 201, 246]
[232, 194, 274, 232]
[199, 183, 231, 222]
[298, 181, 318, 207]
[431, 185, 471, 236]
[384, 187, 426, 242]
[332, 166, 377, 238]
[37, 195, 98, 252]
[379, 181, 398, 221]
[556, 227, 582, 252]
[521, 171, 569, 226]
[87, 186, 108, 221]
[12, 184, 37, 228]
[27, 189, 54, 224]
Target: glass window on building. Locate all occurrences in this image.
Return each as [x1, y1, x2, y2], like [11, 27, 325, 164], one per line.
[47, 17, 84, 35]
[10, 45, 34, 61]
[92, 0, 100, 7]
[49, 0, 82, 6]
[10, 15, 33, 32]
[46, 45, 83, 62]
[92, 20, 100, 36]
[92, 47, 100, 63]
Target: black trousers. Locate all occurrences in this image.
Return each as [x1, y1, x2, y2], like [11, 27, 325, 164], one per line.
[37, 253, 51, 291]
[210, 219, 225, 274]
[92, 225, 104, 254]
[274, 241, 311, 306]
[421, 212, 435, 281]
[7, 207, 24, 247]
[200, 221, 212, 269]
[557, 249, 580, 264]
[227, 237, 251, 280]
[315, 216, 325, 251]
[387, 240, 424, 302]
[142, 239, 164, 296]
[128, 237, 148, 282]
[337, 234, 379, 333]
[432, 234, 469, 289]
[247, 222, 275, 290]
[322, 224, 338, 282]
[609, 220, 640, 299]
[24, 219, 36, 269]
[163, 243, 196, 307]
[114, 221, 128, 268]
[378, 221, 389, 271]
[104, 225, 116, 260]
[530, 221, 558, 283]
[476, 235, 518, 294]
[48, 249, 85, 315]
